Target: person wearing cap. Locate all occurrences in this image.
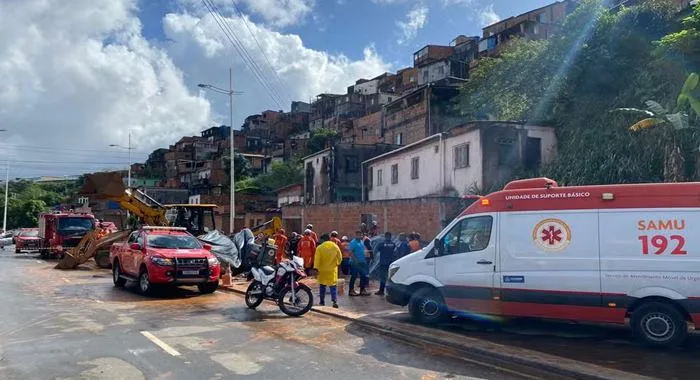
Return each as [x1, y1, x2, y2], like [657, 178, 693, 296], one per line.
[339, 235, 351, 275]
[395, 232, 410, 260]
[298, 229, 317, 271]
[274, 228, 288, 264]
[329, 231, 341, 247]
[306, 224, 318, 244]
[288, 232, 300, 257]
[313, 233, 342, 308]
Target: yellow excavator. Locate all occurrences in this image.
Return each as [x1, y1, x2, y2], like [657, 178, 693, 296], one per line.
[57, 172, 218, 269]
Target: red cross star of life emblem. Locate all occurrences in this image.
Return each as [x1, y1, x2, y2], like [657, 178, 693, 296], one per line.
[532, 218, 572, 252]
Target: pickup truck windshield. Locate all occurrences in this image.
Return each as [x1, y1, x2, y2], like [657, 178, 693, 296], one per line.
[57, 218, 95, 235]
[147, 235, 201, 249]
[20, 230, 39, 237]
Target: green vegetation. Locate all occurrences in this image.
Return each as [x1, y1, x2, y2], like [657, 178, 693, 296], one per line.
[457, 0, 700, 185]
[0, 180, 77, 229]
[306, 128, 340, 155]
[235, 160, 303, 194]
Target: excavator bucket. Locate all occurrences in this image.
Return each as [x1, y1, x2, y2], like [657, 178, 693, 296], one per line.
[56, 230, 131, 269]
[80, 172, 126, 199]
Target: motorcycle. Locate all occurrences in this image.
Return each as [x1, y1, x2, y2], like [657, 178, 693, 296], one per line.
[245, 252, 314, 317]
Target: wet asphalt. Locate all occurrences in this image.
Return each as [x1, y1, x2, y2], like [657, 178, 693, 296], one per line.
[0, 249, 524, 380]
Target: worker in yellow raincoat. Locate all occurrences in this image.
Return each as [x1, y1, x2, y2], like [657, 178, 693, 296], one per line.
[313, 233, 342, 308]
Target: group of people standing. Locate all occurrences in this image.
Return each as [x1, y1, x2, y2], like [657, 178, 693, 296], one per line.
[271, 223, 423, 308]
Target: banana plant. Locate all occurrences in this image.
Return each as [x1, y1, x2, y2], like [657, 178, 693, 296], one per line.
[611, 73, 700, 182]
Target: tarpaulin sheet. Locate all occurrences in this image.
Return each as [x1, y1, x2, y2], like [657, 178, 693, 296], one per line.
[198, 229, 252, 269]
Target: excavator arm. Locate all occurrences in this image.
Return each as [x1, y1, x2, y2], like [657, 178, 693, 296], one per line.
[250, 217, 282, 238]
[79, 172, 167, 226]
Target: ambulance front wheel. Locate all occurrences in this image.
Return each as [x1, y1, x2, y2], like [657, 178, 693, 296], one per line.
[631, 302, 688, 348]
[409, 287, 448, 324]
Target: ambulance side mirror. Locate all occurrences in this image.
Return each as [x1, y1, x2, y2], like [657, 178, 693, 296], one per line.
[433, 238, 444, 256]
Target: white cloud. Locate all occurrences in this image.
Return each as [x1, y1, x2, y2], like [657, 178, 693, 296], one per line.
[163, 9, 390, 110]
[0, 0, 390, 177]
[442, 0, 475, 6]
[0, 0, 211, 177]
[479, 4, 501, 27]
[239, 0, 315, 28]
[396, 4, 429, 45]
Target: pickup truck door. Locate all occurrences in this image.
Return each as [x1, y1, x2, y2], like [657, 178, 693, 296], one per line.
[434, 214, 499, 315]
[122, 232, 138, 275]
[131, 233, 146, 273]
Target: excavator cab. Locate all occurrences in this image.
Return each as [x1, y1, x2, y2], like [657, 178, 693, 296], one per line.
[164, 204, 217, 237]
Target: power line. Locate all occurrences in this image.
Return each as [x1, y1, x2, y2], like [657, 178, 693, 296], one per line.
[201, 0, 286, 109]
[230, 0, 292, 106]
[0, 144, 150, 155]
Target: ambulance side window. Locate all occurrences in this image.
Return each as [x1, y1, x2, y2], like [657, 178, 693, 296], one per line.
[441, 216, 493, 255]
[127, 232, 138, 244]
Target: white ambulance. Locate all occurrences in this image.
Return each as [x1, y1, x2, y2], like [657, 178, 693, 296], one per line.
[386, 177, 700, 347]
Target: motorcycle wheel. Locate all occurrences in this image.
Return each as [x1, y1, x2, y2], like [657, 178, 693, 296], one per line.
[245, 281, 264, 309]
[277, 283, 313, 317]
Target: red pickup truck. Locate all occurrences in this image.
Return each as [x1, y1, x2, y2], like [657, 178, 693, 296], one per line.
[110, 226, 221, 295]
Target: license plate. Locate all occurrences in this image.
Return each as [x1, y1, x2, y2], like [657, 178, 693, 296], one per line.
[182, 270, 200, 275]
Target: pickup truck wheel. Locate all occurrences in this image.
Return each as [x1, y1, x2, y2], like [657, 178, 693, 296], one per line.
[112, 262, 126, 287]
[138, 268, 152, 295]
[408, 287, 448, 325]
[197, 281, 219, 294]
[631, 302, 687, 348]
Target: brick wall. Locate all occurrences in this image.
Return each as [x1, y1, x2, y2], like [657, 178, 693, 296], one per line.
[281, 197, 472, 239]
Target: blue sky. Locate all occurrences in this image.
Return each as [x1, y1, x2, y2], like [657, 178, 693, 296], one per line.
[139, 0, 559, 69]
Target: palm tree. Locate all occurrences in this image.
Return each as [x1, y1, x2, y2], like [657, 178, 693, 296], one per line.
[613, 73, 700, 182]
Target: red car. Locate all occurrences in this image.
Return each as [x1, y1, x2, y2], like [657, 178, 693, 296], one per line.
[110, 226, 221, 295]
[15, 228, 40, 253]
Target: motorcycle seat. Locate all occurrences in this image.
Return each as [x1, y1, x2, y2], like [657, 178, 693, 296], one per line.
[261, 266, 275, 275]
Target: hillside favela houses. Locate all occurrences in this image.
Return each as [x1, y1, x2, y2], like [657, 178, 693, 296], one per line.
[84, 0, 667, 236]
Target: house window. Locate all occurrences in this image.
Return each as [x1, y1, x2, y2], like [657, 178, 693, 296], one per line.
[396, 133, 403, 145]
[437, 66, 445, 76]
[454, 144, 470, 169]
[391, 164, 398, 184]
[537, 12, 548, 23]
[345, 155, 359, 172]
[368, 166, 374, 189]
[409, 76, 416, 82]
[422, 70, 428, 82]
[411, 157, 420, 179]
[377, 169, 383, 186]
[77, 196, 89, 205]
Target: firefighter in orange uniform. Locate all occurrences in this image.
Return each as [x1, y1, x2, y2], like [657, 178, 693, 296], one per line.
[297, 229, 317, 271]
[306, 224, 319, 244]
[274, 228, 288, 264]
[330, 231, 341, 247]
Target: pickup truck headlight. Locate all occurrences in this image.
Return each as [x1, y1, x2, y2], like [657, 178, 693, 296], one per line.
[208, 257, 219, 266]
[151, 256, 174, 266]
[388, 266, 400, 281]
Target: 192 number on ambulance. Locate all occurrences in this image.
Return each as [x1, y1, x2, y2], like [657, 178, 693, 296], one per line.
[638, 235, 687, 255]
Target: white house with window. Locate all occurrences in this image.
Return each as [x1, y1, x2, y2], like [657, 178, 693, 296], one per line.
[363, 122, 556, 201]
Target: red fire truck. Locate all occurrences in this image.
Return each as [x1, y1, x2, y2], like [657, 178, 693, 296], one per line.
[38, 212, 97, 258]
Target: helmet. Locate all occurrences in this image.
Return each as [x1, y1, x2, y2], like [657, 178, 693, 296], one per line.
[304, 229, 312, 235]
[330, 230, 338, 237]
[341, 235, 348, 241]
[306, 224, 313, 229]
[372, 221, 378, 226]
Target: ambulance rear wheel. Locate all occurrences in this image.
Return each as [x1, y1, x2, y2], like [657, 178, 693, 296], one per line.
[631, 302, 687, 348]
[409, 287, 447, 324]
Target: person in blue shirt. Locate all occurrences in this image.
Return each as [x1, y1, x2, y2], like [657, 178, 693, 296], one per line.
[374, 232, 397, 296]
[348, 230, 370, 296]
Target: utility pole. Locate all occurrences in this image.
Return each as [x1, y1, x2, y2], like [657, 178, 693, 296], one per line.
[229, 68, 235, 235]
[3, 160, 9, 233]
[128, 131, 132, 188]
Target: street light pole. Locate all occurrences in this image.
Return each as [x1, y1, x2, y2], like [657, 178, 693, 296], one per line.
[3, 160, 9, 234]
[128, 131, 132, 188]
[198, 70, 243, 234]
[228, 68, 235, 235]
